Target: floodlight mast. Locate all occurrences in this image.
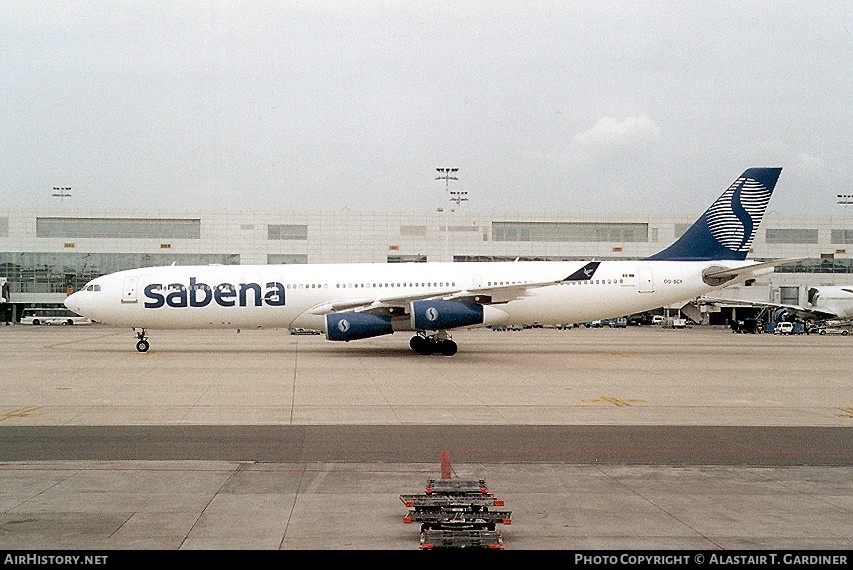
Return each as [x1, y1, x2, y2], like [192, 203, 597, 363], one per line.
[839, 194, 853, 224]
[450, 190, 468, 208]
[435, 168, 458, 196]
[435, 168, 459, 262]
[52, 186, 72, 202]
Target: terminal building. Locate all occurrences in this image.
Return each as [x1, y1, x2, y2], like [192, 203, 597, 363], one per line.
[1, 207, 851, 325]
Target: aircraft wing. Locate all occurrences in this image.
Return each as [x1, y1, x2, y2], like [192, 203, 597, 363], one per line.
[700, 297, 838, 320]
[306, 263, 599, 317]
[306, 280, 560, 317]
[446, 261, 601, 304]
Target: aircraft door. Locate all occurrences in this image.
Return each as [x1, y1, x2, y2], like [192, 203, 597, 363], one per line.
[638, 268, 654, 293]
[121, 276, 139, 303]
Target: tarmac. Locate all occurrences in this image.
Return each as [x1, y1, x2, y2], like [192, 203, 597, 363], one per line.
[0, 323, 851, 552]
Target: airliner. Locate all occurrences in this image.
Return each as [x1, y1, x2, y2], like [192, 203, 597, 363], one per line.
[801, 286, 853, 320]
[65, 167, 791, 355]
[705, 285, 853, 321]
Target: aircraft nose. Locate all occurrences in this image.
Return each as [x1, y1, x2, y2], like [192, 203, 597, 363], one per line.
[64, 291, 81, 313]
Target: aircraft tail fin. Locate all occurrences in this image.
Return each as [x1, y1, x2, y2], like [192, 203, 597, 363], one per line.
[646, 167, 782, 261]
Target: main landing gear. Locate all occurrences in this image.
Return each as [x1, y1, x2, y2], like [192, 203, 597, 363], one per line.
[134, 328, 149, 353]
[409, 331, 458, 356]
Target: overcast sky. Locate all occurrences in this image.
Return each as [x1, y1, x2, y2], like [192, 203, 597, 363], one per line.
[1, 1, 850, 217]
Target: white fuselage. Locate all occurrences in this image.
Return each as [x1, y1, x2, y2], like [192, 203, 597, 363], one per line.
[811, 286, 853, 319]
[64, 260, 755, 331]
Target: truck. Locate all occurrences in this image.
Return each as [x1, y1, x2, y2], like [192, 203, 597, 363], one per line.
[731, 317, 761, 334]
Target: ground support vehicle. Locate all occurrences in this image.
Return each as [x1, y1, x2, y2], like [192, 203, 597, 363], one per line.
[807, 320, 852, 335]
[731, 317, 761, 333]
[419, 529, 504, 549]
[20, 307, 92, 326]
[774, 321, 805, 335]
[815, 327, 850, 336]
[401, 478, 511, 550]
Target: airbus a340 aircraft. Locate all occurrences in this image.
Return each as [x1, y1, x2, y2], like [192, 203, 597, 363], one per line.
[705, 285, 853, 321]
[800, 286, 853, 320]
[65, 167, 791, 356]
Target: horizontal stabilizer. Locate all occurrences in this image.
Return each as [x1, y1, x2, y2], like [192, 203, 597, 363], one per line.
[702, 258, 804, 287]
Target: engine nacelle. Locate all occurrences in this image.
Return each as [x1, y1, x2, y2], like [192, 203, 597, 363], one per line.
[772, 308, 790, 323]
[325, 312, 393, 341]
[411, 300, 508, 330]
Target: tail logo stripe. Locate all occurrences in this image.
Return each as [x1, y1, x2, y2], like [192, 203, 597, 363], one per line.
[705, 176, 772, 253]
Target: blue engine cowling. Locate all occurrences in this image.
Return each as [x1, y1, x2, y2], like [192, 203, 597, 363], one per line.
[772, 308, 790, 323]
[325, 312, 394, 341]
[411, 300, 484, 330]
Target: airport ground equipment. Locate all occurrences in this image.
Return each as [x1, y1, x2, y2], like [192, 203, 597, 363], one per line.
[401, 477, 511, 550]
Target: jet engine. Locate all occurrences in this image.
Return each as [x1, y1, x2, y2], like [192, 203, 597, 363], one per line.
[410, 300, 508, 330]
[325, 312, 393, 341]
[772, 308, 790, 323]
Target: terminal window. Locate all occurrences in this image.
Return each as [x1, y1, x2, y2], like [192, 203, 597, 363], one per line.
[36, 217, 201, 239]
[831, 229, 853, 244]
[268, 225, 308, 240]
[765, 228, 818, 244]
[491, 221, 648, 243]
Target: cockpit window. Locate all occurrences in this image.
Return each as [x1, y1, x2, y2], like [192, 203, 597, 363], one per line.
[85, 284, 101, 292]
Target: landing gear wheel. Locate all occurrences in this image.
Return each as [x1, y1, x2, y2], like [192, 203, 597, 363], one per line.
[134, 328, 149, 352]
[439, 340, 458, 356]
[410, 333, 457, 356]
[410, 335, 434, 355]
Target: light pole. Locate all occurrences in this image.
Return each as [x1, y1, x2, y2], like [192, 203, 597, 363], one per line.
[52, 187, 72, 202]
[435, 168, 458, 261]
[449, 190, 468, 209]
[839, 194, 853, 223]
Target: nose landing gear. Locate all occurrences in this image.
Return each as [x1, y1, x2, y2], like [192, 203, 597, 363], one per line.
[134, 328, 149, 353]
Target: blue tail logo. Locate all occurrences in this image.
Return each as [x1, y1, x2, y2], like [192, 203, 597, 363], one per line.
[647, 167, 782, 261]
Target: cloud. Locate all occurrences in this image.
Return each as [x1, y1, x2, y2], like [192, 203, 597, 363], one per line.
[573, 116, 661, 149]
[794, 152, 825, 171]
[747, 139, 825, 173]
[532, 115, 662, 171]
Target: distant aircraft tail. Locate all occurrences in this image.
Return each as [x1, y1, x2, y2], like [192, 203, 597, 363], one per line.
[646, 167, 782, 261]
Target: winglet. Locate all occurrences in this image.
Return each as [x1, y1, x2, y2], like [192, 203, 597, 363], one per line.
[646, 167, 782, 261]
[563, 261, 601, 281]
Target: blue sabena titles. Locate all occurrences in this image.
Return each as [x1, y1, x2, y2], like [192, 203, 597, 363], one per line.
[144, 277, 285, 308]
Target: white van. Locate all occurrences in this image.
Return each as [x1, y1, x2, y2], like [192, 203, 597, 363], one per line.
[773, 322, 794, 335]
[652, 315, 665, 325]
